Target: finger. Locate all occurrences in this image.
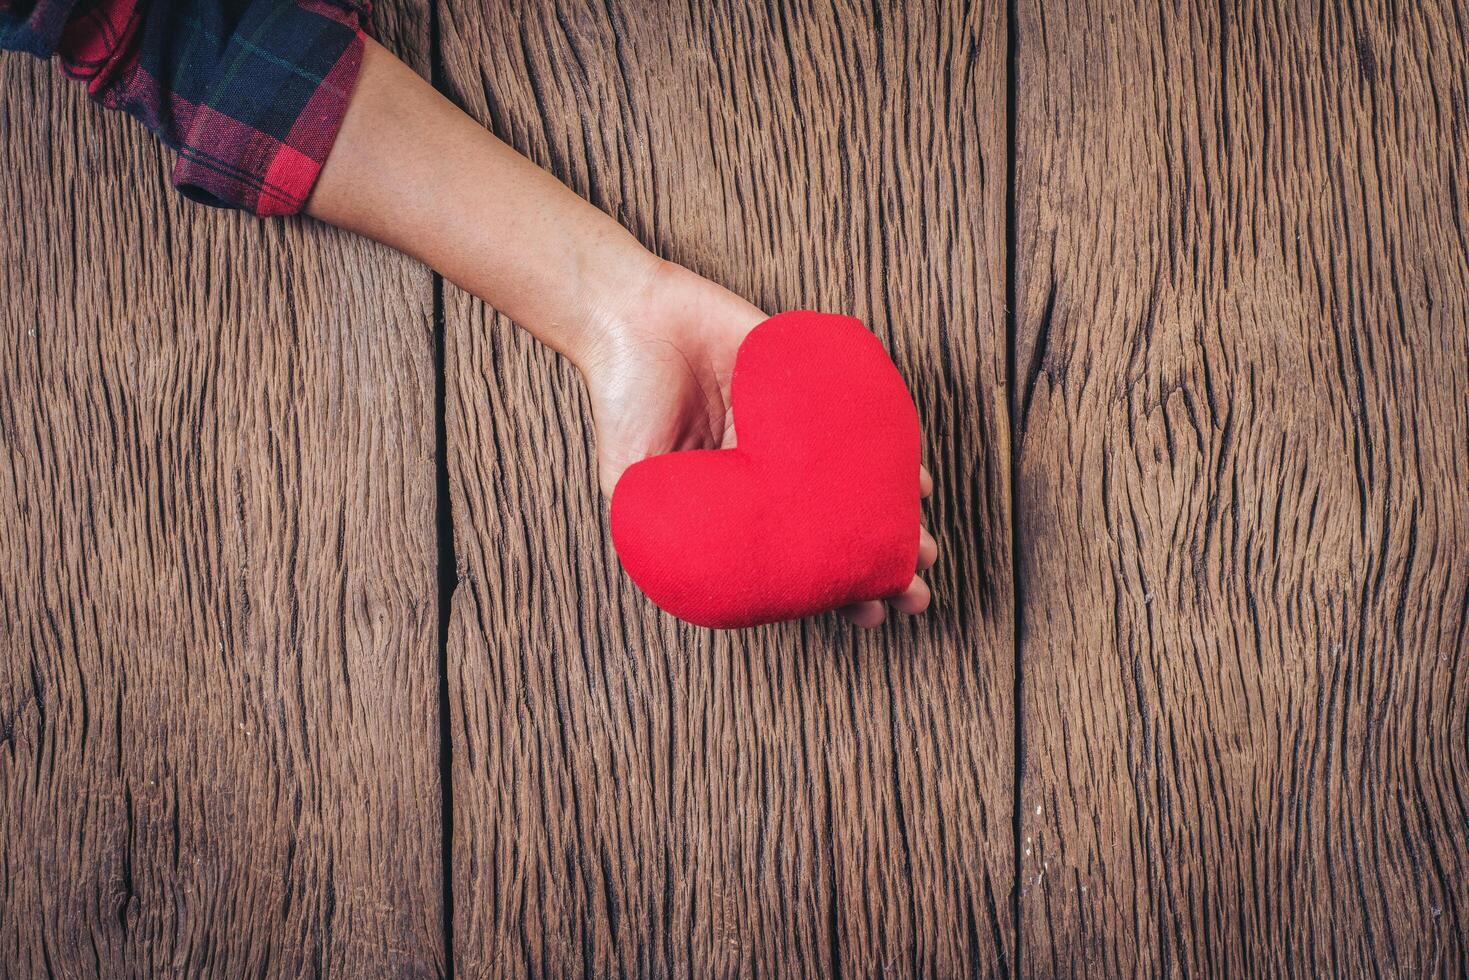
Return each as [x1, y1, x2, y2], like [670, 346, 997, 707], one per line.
[917, 527, 938, 571]
[890, 575, 931, 616]
[919, 465, 934, 498]
[839, 600, 887, 628]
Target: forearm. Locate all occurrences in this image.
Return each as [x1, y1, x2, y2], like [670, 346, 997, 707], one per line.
[306, 38, 657, 366]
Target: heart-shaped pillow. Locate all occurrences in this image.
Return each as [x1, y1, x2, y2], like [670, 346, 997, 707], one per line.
[610, 310, 921, 628]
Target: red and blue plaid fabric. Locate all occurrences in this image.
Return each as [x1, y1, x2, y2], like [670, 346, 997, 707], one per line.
[1, 0, 368, 215]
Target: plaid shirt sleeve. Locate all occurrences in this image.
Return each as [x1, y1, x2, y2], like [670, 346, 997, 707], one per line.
[1, 0, 369, 216]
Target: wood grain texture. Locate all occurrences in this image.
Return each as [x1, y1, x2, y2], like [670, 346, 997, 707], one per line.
[12, 0, 1466, 973]
[0, 8, 445, 975]
[435, 2, 1014, 975]
[1012, 0, 1469, 975]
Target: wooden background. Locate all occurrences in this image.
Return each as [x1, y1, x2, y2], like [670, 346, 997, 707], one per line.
[2, 0, 1464, 976]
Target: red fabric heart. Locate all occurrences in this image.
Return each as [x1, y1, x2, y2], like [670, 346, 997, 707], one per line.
[610, 310, 921, 628]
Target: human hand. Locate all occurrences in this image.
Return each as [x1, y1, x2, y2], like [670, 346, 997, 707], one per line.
[308, 42, 934, 625]
[575, 259, 938, 627]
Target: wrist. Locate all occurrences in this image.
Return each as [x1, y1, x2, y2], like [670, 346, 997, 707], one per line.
[562, 241, 664, 375]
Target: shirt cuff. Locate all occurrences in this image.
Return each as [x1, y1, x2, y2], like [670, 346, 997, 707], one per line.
[167, 1, 367, 216]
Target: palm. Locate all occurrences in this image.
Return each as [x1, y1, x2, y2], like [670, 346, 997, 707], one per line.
[581, 261, 761, 494]
[578, 260, 936, 627]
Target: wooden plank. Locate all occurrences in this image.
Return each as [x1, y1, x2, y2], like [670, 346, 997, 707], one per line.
[0, 10, 445, 974]
[1013, 0, 1469, 974]
[436, 2, 1014, 975]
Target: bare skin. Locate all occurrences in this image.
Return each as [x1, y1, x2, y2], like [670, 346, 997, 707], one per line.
[308, 39, 936, 626]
